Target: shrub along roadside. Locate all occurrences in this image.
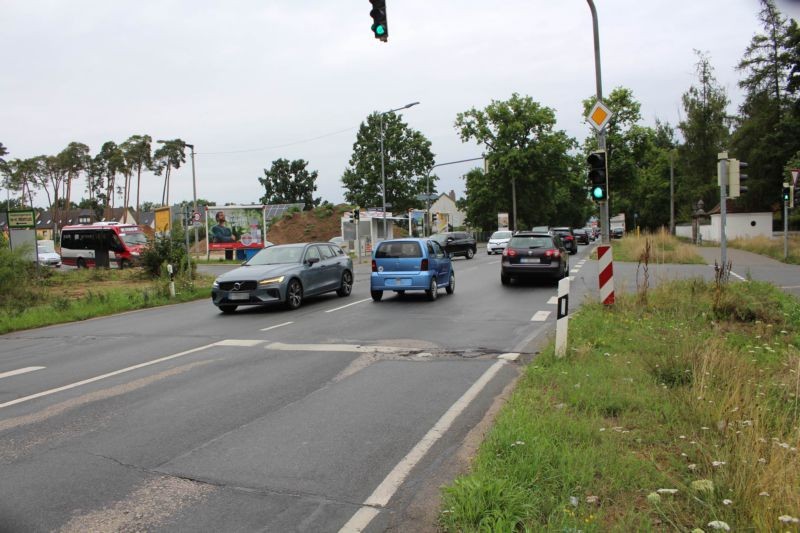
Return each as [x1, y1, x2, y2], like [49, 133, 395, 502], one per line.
[440, 279, 800, 531]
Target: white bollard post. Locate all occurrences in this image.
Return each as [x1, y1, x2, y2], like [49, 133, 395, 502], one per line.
[167, 264, 176, 298]
[555, 276, 569, 357]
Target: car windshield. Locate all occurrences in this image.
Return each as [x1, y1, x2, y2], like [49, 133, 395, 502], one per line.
[246, 245, 305, 265]
[491, 231, 512, 239]
[37, 242, 56, 253]
[375, 241, 422, 258]
[430, 234, 449, 244]
[510, 236, 552, 249]
[119, 231, 148, 246]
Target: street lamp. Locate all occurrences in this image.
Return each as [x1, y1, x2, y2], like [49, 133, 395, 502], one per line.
[379, 101, 419, 240]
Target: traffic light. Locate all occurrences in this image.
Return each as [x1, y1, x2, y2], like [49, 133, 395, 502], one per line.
[432, 213, 438, 224]
[354, 208, 360, 221]
[369, 0, 388, 42]
[783, 184, 792, 205]
[587, 151, 607, 202]
[728, 159, 749, 198]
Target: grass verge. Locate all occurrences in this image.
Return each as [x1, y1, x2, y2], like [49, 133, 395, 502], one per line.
[607, 229, 706, 264]
[729, 235, 800, 265]
[440, 279, 800, 531]
[0, 268, 213, 334]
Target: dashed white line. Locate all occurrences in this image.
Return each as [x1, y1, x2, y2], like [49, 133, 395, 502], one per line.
[547, 296, 558, 305]
[325, 298, 372, 313]
[0, 367, 45, 380]
[339, 360, 507, 533]
[498, 353, 520, 361]
[570, 269, 580, 273]
[260, 321, 294, 332]
[569, 276, 576, 281]
[731, 271, 747, 282]
[531, 311, 551, 322]
[266, 342, 406, 354]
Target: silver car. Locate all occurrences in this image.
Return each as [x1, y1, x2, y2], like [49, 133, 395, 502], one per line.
[211, 243, 353, 313]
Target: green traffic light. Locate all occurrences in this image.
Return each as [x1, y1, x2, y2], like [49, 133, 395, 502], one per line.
[375, 24, 386, 35]
[592, 186, 605, 200]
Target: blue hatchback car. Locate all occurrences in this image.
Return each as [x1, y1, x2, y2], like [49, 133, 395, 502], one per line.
[370, 238, 454, 301]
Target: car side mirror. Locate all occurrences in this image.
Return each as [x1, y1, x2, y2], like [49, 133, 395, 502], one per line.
[307, 257, 320, 266]
[446, 237, 454, 242]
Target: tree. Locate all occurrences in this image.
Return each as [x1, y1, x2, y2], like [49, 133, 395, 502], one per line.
[94, 142, 126, 220]
[0, 142, 7, 168]
[57, 142, 91, 230]
[677, 51, 731, 218]
[152, 139, 186, 207]
[341, 112, 435, 215]
[120, 135, 153, 221]
[2, 158, 40, 206]
[36, 155, 67, 218]
[456, 93, 580, 231]
[732, 0, 797, 211]
[259, 158, 321, 210]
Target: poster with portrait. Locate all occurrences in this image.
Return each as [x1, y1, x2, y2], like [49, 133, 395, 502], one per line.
[206, 206, 267, 251]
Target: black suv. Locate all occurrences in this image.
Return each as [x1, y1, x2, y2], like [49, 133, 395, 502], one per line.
[501, 231, 569, 285]
[431, 231, 477, 259]
[551, 227, 578, 254]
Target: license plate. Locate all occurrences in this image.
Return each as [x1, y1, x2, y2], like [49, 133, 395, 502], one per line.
[520, 257, 540, 264]
[388, 278, 411, 286]
[229, 292, 250, 300]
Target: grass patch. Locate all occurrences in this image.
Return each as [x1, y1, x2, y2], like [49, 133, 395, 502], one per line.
[607, 229, 706, 264]
[0, 268, 213, 334]
[729, 235, 800, 265]
[440, 279, 800, 532]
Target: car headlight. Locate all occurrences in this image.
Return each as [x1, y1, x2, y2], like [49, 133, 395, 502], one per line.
[212, 280, 220, 289]
[259, 276, 285, 285]
[131, 252, 140, 256]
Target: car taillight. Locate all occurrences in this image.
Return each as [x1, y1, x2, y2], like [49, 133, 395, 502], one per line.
[544, 249, 561, 258]
[420, 258, 429, 271]
[503, 248, 517, 257]
[372, 260, 377, 272]
[564, 235, 574, 240]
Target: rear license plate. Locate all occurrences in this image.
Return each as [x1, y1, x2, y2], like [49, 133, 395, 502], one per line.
[388, 278, 411, 286]
[520, 257, 540, 264]
[229, 292, 250, 300]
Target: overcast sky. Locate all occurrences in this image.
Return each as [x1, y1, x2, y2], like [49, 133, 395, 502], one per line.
[2, 0, 797, 211]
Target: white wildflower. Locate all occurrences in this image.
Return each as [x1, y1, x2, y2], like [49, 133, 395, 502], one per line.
[759, 491, 770, 497]
[688, 464, 698, 470]
[707, 520, 730, 531]
[778, 515, 799, 523]
[722, 499, 733, 506]
[657, 488, 678, 495]
[712, 461, 726, 467]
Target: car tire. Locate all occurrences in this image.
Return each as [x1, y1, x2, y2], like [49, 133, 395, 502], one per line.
[219, 305, 237, 314]
[445, 272, 455, 294]
[466, 248, 474, 259]
[501, 273, 511, 285]
[426, 278, 438, 301]
[371, 290, 383, 302]
[336, 270, 353, 297]
[77, 257, 86, 269]
[285, 279, 303, 310]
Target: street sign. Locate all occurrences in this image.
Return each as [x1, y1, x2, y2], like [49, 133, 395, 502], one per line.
[7, 209, 36, 229]
[193, 211, 201, 222]
[792, 168, 800, 187]
[587, 100, 612, 132]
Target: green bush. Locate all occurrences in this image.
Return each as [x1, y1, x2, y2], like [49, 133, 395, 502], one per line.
[139, 232, 193, 278]
[0, 245, 42, 308]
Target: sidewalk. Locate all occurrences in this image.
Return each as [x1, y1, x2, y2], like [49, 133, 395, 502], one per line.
[692, 245, 790, 268]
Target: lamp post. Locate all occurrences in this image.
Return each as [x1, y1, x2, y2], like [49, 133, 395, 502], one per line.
[379, 101, 419, 240]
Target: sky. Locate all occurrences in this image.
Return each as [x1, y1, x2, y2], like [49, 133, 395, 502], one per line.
[2, 0, 798, 212]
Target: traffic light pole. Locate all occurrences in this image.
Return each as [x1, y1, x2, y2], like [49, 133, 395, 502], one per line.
[587, 0, 610, 244]
[718, 154, 728, 268]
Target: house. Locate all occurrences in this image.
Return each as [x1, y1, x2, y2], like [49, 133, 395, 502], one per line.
[429, 190, 467, 230]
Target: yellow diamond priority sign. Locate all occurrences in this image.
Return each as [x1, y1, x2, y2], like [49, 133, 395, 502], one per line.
[587, 100, 612, 132]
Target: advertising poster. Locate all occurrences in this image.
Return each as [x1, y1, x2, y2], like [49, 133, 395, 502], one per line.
[154, 206, 172, 235]
[497, 212, 509, 230]
[206, 206, 266, 250]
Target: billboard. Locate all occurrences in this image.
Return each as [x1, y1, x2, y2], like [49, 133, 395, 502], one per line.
[498, 212, 509, 230]
[206, 206, 268, 250]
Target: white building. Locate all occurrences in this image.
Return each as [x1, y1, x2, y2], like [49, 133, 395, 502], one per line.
[429, 191, 467, 230]
[676, 201, 773, 242]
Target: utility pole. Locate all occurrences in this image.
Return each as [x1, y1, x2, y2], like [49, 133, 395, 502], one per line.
[587, 0, 610, 244]
[718, 152, 728, 267]
[669, 151, 675, 235]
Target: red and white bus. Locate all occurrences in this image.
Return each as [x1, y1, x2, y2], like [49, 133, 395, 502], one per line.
[60, 222, 148, 268]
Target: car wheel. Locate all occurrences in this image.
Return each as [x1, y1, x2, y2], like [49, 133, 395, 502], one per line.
[371, 290, 383, 302]
[466, 248, 474, 259]
[219, 305, 237, 314]
[501, 273, 511, 285]
[336, 270, 353, 297]
[426, 278, 438, 301]
[285, 279, 303, 310]
[445, 272, 455, 294]
[77, 257, 86, 269]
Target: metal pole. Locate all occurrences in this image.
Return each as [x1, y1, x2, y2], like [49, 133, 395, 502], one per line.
[587, 0, 610, 244]
[719, 155, 728, 267]
[380, 113, 386, 241]
[189, 144, 198, 257]
[785, 200, 789, 261]
[426, 170, 431, 236]
[669, 151, 675, 235]
[511, 177, 517, 232]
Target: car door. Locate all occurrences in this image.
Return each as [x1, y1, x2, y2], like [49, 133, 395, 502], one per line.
[430, 240, 450, 284]
[316, 244, 340, 292]
[302, 246, 324, 295]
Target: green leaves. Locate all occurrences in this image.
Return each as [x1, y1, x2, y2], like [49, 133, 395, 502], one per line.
[259, 158, 320, 210]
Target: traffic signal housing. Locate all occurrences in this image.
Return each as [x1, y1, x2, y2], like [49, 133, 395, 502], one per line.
[728, 159, 748, 198]
[783, 184, 794, 208]
[369, 0, 388, 42]
[354, 208, 360, 221]
[587, 151, 607, 202]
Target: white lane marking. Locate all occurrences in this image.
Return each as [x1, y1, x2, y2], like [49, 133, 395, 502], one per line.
[0, 340, 263, 411]
[339, 361, 507, 533]
[570, 269, 580, 273]
[782, 285, 800, 289]
[547, 296, 558, 305]
[489, 260, 501, 264]
[266, 342, 406, 354]
[260, 321, 294, 332]
[498, 353, 520, 361]
[0, 367, 45, 380]
[214, 339, 265, 347]
[325, 298, 371, 313]
[731, 271, 747, 282]
[531, 311, 551, 322]
[569, 276, 575, 281]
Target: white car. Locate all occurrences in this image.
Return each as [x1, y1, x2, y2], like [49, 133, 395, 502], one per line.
[37, 240, 62, 267]
[486, 230, 513, 255]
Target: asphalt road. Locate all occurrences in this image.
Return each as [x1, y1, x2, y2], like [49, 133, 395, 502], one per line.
[2, 241, 796, 532]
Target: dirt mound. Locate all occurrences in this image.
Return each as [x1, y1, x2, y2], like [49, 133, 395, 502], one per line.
[266, 204, 351, 244]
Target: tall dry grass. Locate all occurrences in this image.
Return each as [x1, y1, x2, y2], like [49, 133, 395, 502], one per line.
[729, 235, 800, 264]
[612, 228, 706, 264]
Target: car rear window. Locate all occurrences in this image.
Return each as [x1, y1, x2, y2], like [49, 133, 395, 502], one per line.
[375, 242, 423, 258]
[509, 236, 553, 249]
